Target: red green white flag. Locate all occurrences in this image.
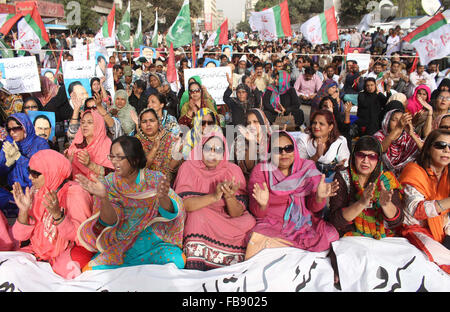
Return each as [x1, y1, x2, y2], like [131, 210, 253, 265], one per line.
[300, 6, 338, 45]
[17, 12, 49, 53]
[403, 13, 450, 66]
[95, 3, 116, 49]
[249, 0, 292, 41]
[204, 19, 228, 48]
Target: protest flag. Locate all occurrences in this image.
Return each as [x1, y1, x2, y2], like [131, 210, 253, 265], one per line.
[152, 8, 159, 48]
[166, 0, 192, 49]
[134, 10, 143, 49]
[204, 19, 229, 48]
[117, 1, 131, 50]
[403, 13, 450, 66]
[249, 0, 291, 41]
[300, 6, 338, 45]
[94, 3, 116, 48]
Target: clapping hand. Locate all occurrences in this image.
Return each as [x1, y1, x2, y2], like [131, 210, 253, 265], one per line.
[221, 177, 240, 199]
[12, 182, 32, 212]
[75, 174, 107, 199]
[252, 182, 269, 209]
[316, 174, 339, 201]
[156, 175, 170, 199]
[77, 150, 90, 167]
[359, 182, 375, 208]
[379, 183, 393, 208]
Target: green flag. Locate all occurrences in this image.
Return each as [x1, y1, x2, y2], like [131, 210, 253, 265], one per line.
[166, 0, 192, 49]
[151, 9, 158, 48]
[117, 1, 131, 50]
[133, 10, 143, 49]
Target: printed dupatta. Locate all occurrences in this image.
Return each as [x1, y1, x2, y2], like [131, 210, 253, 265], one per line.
[262, 131, 322, 235]
[77, 169, 185, 267]
[266, 71, 290, 110]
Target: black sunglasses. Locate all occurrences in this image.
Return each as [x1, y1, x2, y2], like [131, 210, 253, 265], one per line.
[433, 141, 450, 150]
[28, 166, 42, 179]
[7, 125, 23, 133]
[273, 144, 295, 154]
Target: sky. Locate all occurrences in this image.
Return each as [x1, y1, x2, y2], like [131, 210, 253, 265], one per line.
[216, 0, 246, 27]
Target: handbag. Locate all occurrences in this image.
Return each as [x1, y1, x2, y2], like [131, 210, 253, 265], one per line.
[274, 113, 296, 131]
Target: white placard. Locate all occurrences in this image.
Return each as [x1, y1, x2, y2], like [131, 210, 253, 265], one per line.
[184, 66, 232, 105]
[0, 237, 448, 292]
[62, 60, 96, 79]
[70, 45, 97, 62]
[0, 56, 41, 94]
[346, 53, 371, 71]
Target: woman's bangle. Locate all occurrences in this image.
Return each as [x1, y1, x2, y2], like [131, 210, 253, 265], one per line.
[71, 118, 79, 121]
[52, 209, 65, 223]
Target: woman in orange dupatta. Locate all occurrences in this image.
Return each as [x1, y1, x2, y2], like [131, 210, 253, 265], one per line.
[399, 129, 450, 274]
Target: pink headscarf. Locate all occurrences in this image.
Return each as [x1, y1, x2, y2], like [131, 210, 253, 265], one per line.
[406, 84, 431, 115]
[174, 129, 247, 201]
[261, 131, 323, 233]
[67, 109, 113, 177]
[27, 150, 74, 259]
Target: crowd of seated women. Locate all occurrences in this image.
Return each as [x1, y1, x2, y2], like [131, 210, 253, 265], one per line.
[0, 62, 448, 284]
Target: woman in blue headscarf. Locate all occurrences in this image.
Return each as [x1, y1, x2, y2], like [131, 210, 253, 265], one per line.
[0, 113, 49, 217]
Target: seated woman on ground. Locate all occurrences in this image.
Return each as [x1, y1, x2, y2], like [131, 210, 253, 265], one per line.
[373, 109, 422, 176]
[173, 130, 256, 271]
[178, 80, 217, 128]
[247, 130, 339, 260]
[11, 149, 94, 279]
[0, 113, 49, 217]
[422, 90, 449, 138]
[328, 135, 405, 239]
[318, 96, 353, 151]
[66, 109, 114, 178]
[297, 109, 350, 182]
[399, 129, 450, 274]
[76, 135, 186, 271]
[230, 108, 271, 180]
[133, 92, 180, 137]
[135, 108, 182, 184]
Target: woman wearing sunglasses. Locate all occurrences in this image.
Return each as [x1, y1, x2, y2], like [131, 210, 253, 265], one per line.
[247, 131, 339, 260]
[399, 129, 450, 273]
[328, 136, 405, 240]
[76, 136, 186, 271]
[135, 108, 181, 184]
[11, 149, 94, 279]
[174, 131, 256, 270]
[181, 108, 221, 159]
[0, 113, 49, 217]
[178, 81, 217, 128]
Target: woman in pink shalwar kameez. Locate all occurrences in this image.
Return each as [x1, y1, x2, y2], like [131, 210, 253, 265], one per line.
[246, 131, 340, 258]
[11, 149, 94, 279]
